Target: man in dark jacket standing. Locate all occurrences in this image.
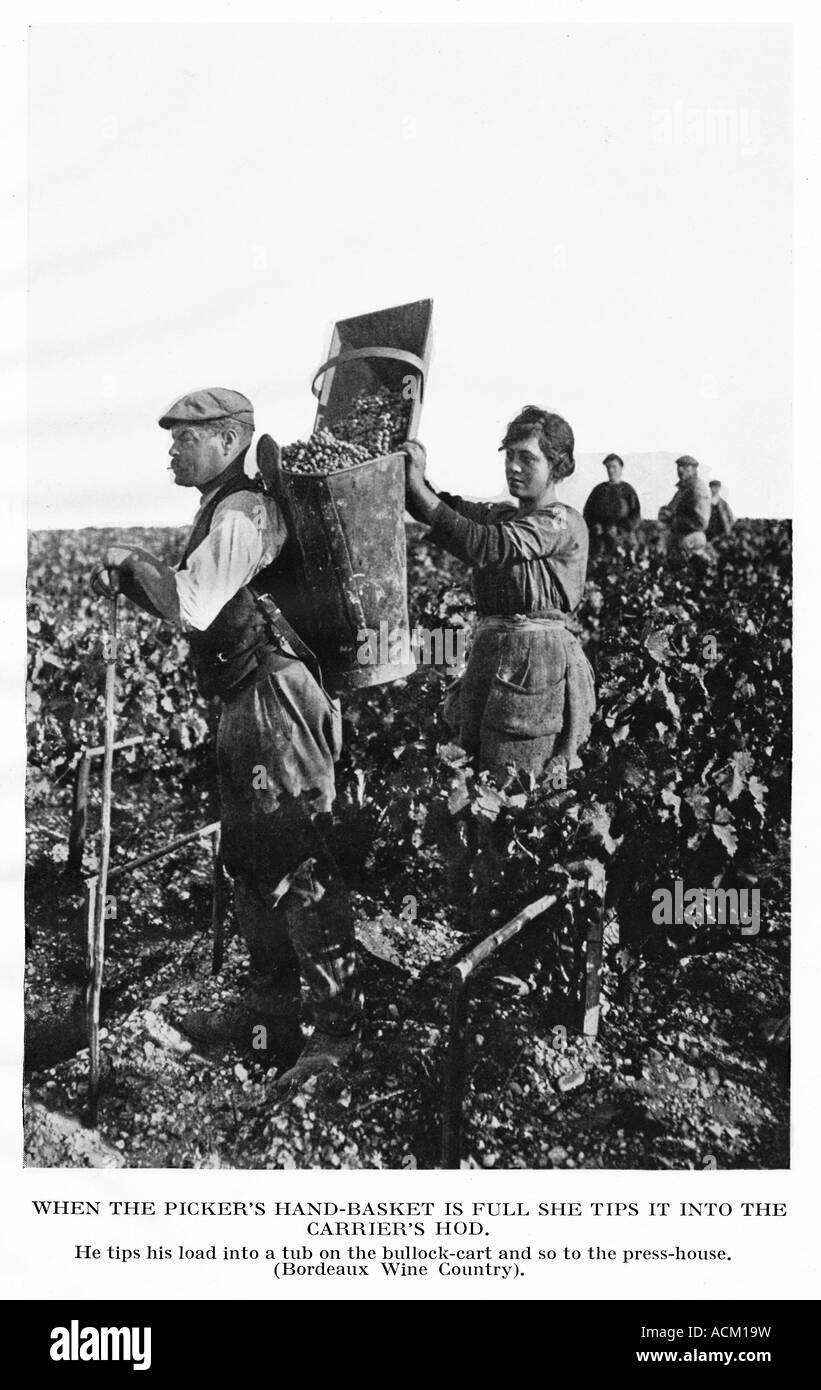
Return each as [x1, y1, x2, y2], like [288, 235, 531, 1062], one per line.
[91, 387, 362, 1089]
[583, 454, 641, 552]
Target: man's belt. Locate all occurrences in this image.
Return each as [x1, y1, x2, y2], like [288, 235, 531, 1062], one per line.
[204, 640, 299, 700]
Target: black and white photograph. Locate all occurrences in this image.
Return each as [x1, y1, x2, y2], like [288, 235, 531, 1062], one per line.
[21, 17, 793, 1187]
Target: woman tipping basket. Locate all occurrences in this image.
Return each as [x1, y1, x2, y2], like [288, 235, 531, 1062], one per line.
[403, 405, 596, 924]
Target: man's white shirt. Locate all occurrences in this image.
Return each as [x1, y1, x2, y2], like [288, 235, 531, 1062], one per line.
[174, 479, 288, 632]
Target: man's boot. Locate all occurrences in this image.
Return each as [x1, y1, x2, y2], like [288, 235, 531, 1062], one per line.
[274, 865, 363, 1088]
[274, 1028, 360, 1090]
[179, 983, 300, 1054]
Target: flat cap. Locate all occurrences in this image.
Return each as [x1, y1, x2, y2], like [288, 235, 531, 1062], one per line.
[675, 454, 700, 469]
[158, 387, 254, 430]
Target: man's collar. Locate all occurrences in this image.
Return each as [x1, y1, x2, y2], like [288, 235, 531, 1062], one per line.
[194, 453, 250, 510]
[196, 477, 224, 509]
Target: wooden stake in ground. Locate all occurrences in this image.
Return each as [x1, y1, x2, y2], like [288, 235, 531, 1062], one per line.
[86, 584, 118, 1125]
[442, 892, 557, 1169]
[211, 826, 227, 976]
[67, 736, 144, 879]
[67, 752, 92, 880]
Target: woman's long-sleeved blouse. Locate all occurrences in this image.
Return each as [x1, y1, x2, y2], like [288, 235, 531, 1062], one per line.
[428, 489, 589, 616]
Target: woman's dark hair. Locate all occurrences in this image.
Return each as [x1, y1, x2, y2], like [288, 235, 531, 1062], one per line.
[602, 452, 624, 469]
[499, 405, 575, 481]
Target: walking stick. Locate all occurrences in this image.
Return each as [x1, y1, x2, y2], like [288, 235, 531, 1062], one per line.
[87, 576, 119, 1124]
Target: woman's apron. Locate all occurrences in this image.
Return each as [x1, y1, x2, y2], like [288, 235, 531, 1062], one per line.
[440, 612, 596, 924]
[444, 611, 595, 776]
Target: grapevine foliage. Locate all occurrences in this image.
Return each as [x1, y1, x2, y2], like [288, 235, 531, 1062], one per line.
[26, 526, 215, 801]
[335, 519, 791, 946]
[27, 519, 791, 951]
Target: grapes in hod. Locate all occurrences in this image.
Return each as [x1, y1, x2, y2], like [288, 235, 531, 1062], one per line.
[280, 386, 411, 476]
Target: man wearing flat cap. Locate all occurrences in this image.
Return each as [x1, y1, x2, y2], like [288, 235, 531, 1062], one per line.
[92, 387, 362, 1088]
[583, 454, 641, 553]
[658, 454, 713, 564]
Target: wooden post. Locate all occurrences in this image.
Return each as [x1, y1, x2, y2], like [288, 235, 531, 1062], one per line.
[84, 875, 101, 1123]
[582, 905, 605, 1038]
[442, 972, 469, 1170]
[67, 753, 91, 878]
[441, 892, 557, 1169]
[104, 821, 220, 886]
[67, 737, 143, 878]
[86, 589, 118, 1125]
[211, 826, 227, 976]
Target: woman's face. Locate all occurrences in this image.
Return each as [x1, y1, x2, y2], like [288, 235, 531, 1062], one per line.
[505, 433, 552, 502]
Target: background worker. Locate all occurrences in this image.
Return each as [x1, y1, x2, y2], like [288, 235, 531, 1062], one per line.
[583, 453, 641, 553]
[90, 387, 362, 1089]
[658, 453, 713, 565]
[706, 478, 736, 540]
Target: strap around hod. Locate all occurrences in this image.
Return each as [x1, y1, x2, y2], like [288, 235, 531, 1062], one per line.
[311, 346, 425, 399]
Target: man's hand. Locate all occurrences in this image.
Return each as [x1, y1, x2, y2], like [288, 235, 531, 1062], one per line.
[403, 440, 428, 495]
[90, 545, 131, 598]
[658, 506, 672, 524]
[91, 544, 180, 622]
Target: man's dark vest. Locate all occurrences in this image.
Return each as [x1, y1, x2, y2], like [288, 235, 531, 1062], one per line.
[178, 464, 312, 699]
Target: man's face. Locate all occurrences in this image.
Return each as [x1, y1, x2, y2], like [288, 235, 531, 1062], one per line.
[505, 434, 552, 501]
[677, 460, 697, 484]
[605, 461, 623, 483]
[710, 483, 721, 499]
[167, 425, 228, 489]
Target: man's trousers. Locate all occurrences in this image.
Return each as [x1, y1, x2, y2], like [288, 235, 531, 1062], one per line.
[215, 651, 361, 1035]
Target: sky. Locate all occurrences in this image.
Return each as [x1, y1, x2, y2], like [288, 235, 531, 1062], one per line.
[27, 23, 791, 528]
